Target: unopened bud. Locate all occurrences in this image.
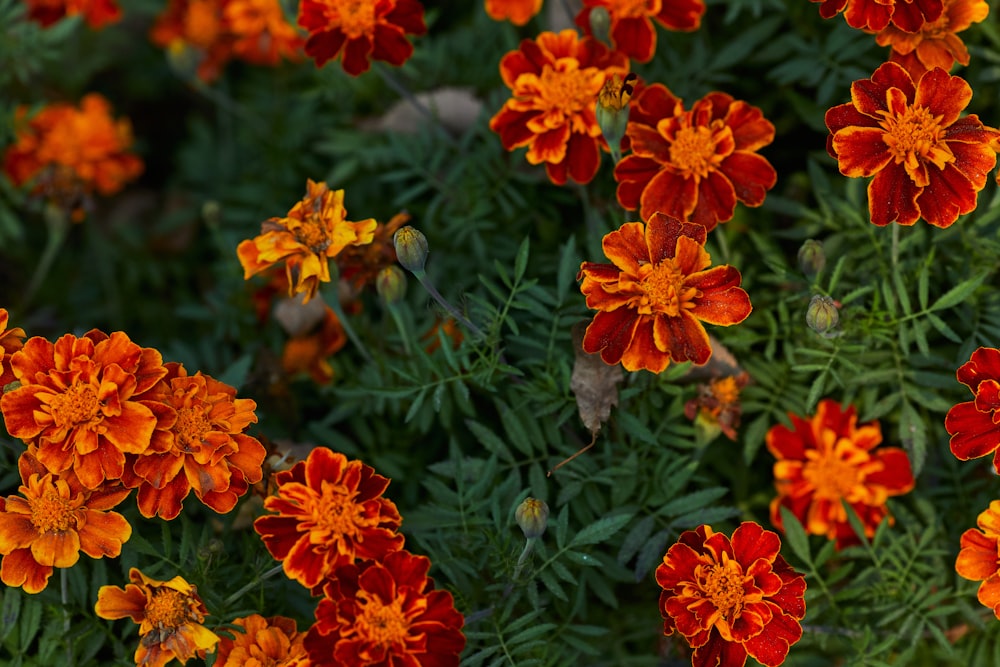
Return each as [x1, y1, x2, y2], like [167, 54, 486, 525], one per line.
[589, 7, 611, 45]
[393, 226, 429, 274]
[515, 497, 549, 539]
[596, 73, 636, 156]
[797, 240, 826, 279]
[806, 295, 840, 337]
[376, 265, 407, 304]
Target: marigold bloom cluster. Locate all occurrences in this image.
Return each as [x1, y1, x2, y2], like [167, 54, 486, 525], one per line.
[0, 309, 26, 388]
[956, 501, 1000, 619]
[490, 29, 629, 186]
[484, 0, 542, 25]
[766, 399, 915, 549]
[214, 614, 308, 666]
[655, 522, 807, 667]
[2, 94, 143, 220]
[811, 0, 943, 31]
[575, 0, 705, 63]
[578, 213, 752, 373]
[24, 0, 120, 28]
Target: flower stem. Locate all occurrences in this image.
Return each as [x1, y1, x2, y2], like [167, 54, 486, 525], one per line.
[385, 301, 413, 355]
[323, 267, 375, 365]
[222, 563, 286, 607]
[61, 568, 74, 667]
[412, 269, 485, 340]
[373, 63, 459, 148]
[22, 205, 69, 311]
[891, 222, 900, 270]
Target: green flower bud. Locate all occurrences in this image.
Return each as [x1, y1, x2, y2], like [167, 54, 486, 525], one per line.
[797, 240, 826, 279]
[376, 265, 407, 304]
[595, 73, 636, 158]
[806, 295, 840, 337]
[515, 497, 549, 539]
[589, 7, 611, 45]
[393, 225, 429, 274]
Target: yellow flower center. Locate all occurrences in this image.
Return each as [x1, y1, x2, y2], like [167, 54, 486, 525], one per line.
[48, 382, 101, 428]
[174, 406, 212, 452]
[802, 442, 862, 500]
[293, 219, 332, 254]
[699, 553, 745, 622]
[30, 487, 74, 533]
[878, 103, 953, 180]
[638, 258, 698, 316]
[332, 0, 376, 39]
[311, 482, 366, 537]
[145, 588, 192, 629]
[668, 124, 723, 180]
[608, 0, 659, 18]
[356, 591, 410, 647]
[538, 65, 601, 118]
[710, 376, 740, 406]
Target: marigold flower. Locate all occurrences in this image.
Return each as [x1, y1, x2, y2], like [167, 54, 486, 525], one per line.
[151, 0, 233, 82]
[0, 309, 26, 388]
[338, 211, 411, 291]
[1, 331, 168, 490]
[422, 317, 463, 354]
[236, 180, 377, 304]
[578, 213, 752, 374]
[215, 614, 308, 666]
[945, 347, 1000, 471]
[3, 95, 143, 219]
[24, 0, 120, 28]
[484, 0, 542, 25]
[575, 0, 704, 63]
[655, 522, 806, 667]
[876, 0, 989, 82]
[956, 500, 1000, 619]
[0, 460, 131, 594]
[254, 446, 404, 590]
[95, 568, 220, 667]
[614, 83, 777, 231]
[810, 0, 943, 31]
[827, 62, 1000, 227]
[767, 399, 915, 549]
[120, 362, 265, 520]
[683, 372, 750, 442]
[304, 549, 466, 666]
[297, 0, 427, 75]
[489, 29, 629, 186]
[225, 0, 305, 65]
[282, 307, 347, 384]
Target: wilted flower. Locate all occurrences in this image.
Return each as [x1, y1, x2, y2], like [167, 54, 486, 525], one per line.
[282, 307, 348, 385]
[956, 500, 1000, 619]
[575, 0, 705, 63]
[945, 347, 1000, 471]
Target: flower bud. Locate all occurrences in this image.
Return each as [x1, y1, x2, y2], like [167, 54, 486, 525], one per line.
[596, 73, 636, 156]
[376, 265, 407, 304]
[393, 225, 429, 274]
[806, 295, 840, 337]
[515, 497, 549, 539]
[797, 240, 826, 279]
[589, 7, 611, 45]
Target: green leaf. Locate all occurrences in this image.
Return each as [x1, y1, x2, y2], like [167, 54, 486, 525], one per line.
[513, 236, 530, 285]
[618, 515, 656, 565]
[570, 513, 634, 548]
[930, 271, 988, 312]
[779, 506, 811, 566]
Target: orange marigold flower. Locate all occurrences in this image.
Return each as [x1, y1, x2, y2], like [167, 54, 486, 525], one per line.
[225, 0, 305, 65]
[484, 0, 542, 25]
[215, 614, 308, 666]
[655, 522, 806, 667]
[578, 213, 752, 374]
[956, 500, 1000, 619]
[876, 0, 989, 82]
[3, 94, 143, 219]
[615, 83, 777, 230]
[254, 446, 404, 590]
[0, 309, 26, 388]
[95, 568, 220, 667]
[766, 399, 915, 549]
[304, 549, 466, 666]
[945, 347, 1000, 471]
[684, 371, 750, 442]
[0, 331, 168, 490]
[151, 0, 233, 82]
[422, 317, 463, 354]
[237, 180, 377, 304]
[282, 307, 347, 384]
[489, 29, 629, 186]
[337, 211, 411, 293]
[120, 362, 266, 520]
[826, 62, 1000, 227]
[811, 0, 943, 31]
[297, 0, 427, 75]
[24, 0, 120, 28]
[575, 0, 705, 63]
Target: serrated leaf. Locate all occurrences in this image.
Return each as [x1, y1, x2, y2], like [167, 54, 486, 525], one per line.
[779, 506, 811, 566]
[570, 513, 634, 548]
[618, 515, 656, 565]
[930, 272, 987, 312]
[513, 236, 530, 284]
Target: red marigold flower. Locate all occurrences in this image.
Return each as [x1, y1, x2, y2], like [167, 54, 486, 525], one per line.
[577, 213, 752, 373]
[484, 0, 542, 25]
[766, 399, 915, 549]
[575, 0, 705, 63]
[297, 0, 427, 75]
[225, 0, 305, 65]
[811, 0, 943, 31]
[95, 567, 220, 667]
[120, 362, 265, 520]
[684, 372, 750, 442]
[945, 346, 1000, 471]
[826, 62, 1000, 227]
[614, 83, 776, 231]
[237, 180, 377, 304]
[0, 331, 169, 490]
[0, 457, 131, 594]
[253, 446, 404, 590]
[489, 29, 629, 186]
[304, 549, 466, 666]
[282, 307, 347, 384]
[0, 309, 26, 388]
[877, 0, 989, 87]
[151, 0, 234, 82]
[956, 500, 1000, 618]
[655, 522, 806, 667]
[215, 614, 308, 666]
[24, 0, 120, 28]
[2, 94, 143, 219]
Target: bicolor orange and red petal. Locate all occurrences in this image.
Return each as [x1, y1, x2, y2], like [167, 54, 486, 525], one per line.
[0, 309, 26, 387]
[214, 614, 308, 666]
[946, 347, 1000, 471]
[575, 0, 705, 63]
[811, 0, 943, 31]
[24, 0, 121, 27]
[484, 0, 542, 25]
[956, 501, 1000, 618]
[877, 0, 989, 81]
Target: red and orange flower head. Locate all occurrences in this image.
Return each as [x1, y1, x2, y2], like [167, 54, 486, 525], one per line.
[297, 0, 427, 75]
[120, 362, 266, 520]
[826, 62, 1000, 228]
[576, 0, 704, 63]
[253, 446, 405, 590]
[151, 0, 234, 82]
[811, 0, 943, 31]
[655, 522, 807, 667]
[684, 372, 750, 442]
[956, 500, 1000, 619]
[237, 180, 378, 304]
[876, 0, 990, 81]
[2, 94, 143, 220]
[95, 568, 220, 667]
[282, 307, 348, 384]
[0, 309, 26, 388]
[337, 211, 411, 293]
[225, 0, 305, 65]
[489, 29, 630, 186]
[577, 213, 752, 374]
[24, 0, 121, 28]
[0, 331, 169, 490]
[0, 454, 131, 594]
[215, 614, 308, 666]
[484, 0, 542, 25]
[615, 83, 777, 231]
[945, 347, 1000, 471]
[304, 549, 466, 667]
[766, 399, 915, 549]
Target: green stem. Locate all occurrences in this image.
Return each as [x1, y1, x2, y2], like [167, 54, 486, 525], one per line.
[323, 266, 374, 365]
[373, 63, 459, 148]
[222, 563, 286, 607]
[412, 269, 485, 340]
[385, 301, 413, 355]
[61, 568, 73, 667]
[22, 205, 69, 311]
[891, 222, 900, 270]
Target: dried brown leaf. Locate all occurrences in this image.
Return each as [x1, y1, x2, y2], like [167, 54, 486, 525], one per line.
[570, 320, 622, 437]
